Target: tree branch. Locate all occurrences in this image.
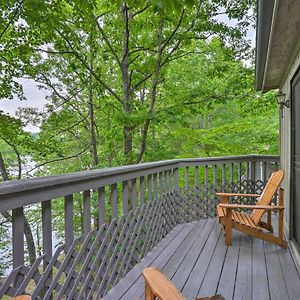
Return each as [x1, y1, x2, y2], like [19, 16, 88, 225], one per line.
[161, 9, 185, 51]
[132, 4, 150, 18]
[161, 50, 205, 67]
[0, 0, 24, 40]
[50, 116, 89, 138]
[26, 144, 90, 174]
[129, 47, 157, 56]
[92, 13, 122, 68]
[35, 48, 74, 55]
[131, 72, 153, 92]
[56, 30, 123, 103]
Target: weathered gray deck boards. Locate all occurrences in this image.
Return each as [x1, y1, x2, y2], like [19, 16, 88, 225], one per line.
[216, 231, 241, 300]
[102, 221, 196, 300]
[103, 218, 300, 300]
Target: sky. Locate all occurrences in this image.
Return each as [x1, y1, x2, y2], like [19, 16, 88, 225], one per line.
[0, 14, 256, 133]
[0, 78, 49, 132]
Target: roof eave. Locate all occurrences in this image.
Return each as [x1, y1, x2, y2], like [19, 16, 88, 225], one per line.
[255, 0, 275, 91]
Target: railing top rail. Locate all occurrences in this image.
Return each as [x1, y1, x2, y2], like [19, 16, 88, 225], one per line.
[0, 159, 179, 195]
[178, 155, 279, 166]
[0, 155, 279, 212]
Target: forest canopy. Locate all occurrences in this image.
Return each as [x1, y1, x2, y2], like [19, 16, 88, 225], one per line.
[0, 0, 278, 179]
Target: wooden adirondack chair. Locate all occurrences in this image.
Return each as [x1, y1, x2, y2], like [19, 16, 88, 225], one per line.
[216, 169, 287, 248]
[143, 267, 225, 300]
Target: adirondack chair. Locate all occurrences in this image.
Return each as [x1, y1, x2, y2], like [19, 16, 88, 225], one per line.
[143, 267, 225, 300]
[216, 169, 287, 248]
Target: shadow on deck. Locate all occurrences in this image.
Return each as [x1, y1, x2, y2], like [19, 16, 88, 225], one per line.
[103, 218, 300, 300]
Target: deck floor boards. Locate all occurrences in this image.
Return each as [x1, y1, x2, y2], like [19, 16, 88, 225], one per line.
[103, 218, 300, 300]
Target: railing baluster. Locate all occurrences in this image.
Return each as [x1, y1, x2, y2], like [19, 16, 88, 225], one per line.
[169, 170, 173, 190]
[238, 162, 242, 183]
[159, 172, 164, 195]
[140, 176, 145, 205]
[185, 167, 189, 190]
[64, 195, 74, 249]
[213, 165, 217, 187]
[147, 174, 153, 201]
[257, 161, 262, 181]
[153, 173, 158, 199]
[122, 181, 129, 215]
[110, 183, 118, 219]
[262, 161, 267, 182]
[98, 187, 105, 227]
[230, 163, 234, 184]
[131, 179, 137, 210]
[250, 161, 256, 182]
[162, 171, 166, 192]
[12, 207, 24, 269]
[83, 190, 91, 235]
[173, 168, 179, 191]
[246, 162, 250, 180]
[204, 165, 208, 187]
[165, 170, 170, 191]
[222, 164, 226, 188]
[194, 166, 199, 188]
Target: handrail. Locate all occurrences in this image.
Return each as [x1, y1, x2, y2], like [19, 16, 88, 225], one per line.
[0, 155, 279, 212]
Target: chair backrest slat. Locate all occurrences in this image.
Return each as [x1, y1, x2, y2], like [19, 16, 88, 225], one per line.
[250, 170, 284, 225]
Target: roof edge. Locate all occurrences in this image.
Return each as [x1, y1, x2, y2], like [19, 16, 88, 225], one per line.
[255, 0, 275, 91]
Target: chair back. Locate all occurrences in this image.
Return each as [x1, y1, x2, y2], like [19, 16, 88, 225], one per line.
[250, 170, 284, 225]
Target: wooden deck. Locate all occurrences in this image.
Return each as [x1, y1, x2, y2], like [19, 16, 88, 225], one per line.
[103, 218, 300, 300]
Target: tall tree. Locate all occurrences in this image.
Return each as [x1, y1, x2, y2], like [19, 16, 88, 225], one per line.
[1, 0, 254, 165]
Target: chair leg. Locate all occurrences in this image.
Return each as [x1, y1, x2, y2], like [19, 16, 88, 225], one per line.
[145, 282, 155, 300]
[278, 188, 284, 241]
[225, 209, 232, 246]
[278, 210, 284, 240]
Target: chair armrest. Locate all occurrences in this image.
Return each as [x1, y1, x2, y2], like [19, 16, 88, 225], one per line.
[216, 192, 261, 198]
[219, 203, 284, 210]
[143, 267, 184, 300]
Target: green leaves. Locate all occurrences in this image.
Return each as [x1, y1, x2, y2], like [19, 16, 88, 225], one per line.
[0, 0, 262, 170]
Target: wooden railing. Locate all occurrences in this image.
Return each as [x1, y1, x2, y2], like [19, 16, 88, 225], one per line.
[0, 155, 279, 299]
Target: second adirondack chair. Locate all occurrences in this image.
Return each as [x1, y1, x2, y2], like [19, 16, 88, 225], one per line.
[216, 169, 287, 248]
[143, 267, 225, 300]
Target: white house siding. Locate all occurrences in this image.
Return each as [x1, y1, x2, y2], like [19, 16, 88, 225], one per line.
[279, 46, 300, 237]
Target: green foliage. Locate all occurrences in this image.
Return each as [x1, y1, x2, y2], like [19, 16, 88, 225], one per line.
[142, 39, 278, 161]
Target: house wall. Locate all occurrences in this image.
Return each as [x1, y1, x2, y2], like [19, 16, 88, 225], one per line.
[279, 46, 300, 273]
[280, 47, 300, 238]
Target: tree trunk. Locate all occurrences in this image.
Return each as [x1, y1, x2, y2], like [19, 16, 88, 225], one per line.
[121, 4, 133, 163]
[0, 152, 37, 266]
[88, 57, 99, 167]
[136, 19, 164, 163]
[0, 152, 9, 180]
